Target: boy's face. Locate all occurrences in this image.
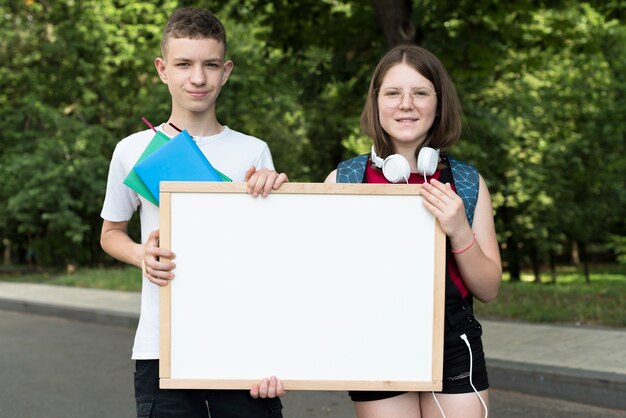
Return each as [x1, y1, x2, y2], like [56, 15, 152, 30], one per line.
[155, 37, 233, 116]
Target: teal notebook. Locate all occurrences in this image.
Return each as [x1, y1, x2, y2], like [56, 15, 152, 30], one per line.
[133, 130, 226, 205]
[123, 131, 170, 205]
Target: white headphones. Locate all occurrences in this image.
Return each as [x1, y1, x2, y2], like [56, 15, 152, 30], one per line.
[371, 146, 440, 183]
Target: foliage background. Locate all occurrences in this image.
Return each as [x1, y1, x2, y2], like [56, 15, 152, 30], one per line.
[1, 0, 624, 281]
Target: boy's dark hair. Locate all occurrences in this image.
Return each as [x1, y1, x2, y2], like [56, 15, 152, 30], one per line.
[361, 45, 463, 159]
[161, 8, 227, 57]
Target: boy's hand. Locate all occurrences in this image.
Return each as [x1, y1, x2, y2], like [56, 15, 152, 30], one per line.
[244, 166, 288, 197]
[142, 229, 176, 286]
[250, 376, 288, 399]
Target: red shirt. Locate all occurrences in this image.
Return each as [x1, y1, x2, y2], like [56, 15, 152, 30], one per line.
[364, 163, 469, 298]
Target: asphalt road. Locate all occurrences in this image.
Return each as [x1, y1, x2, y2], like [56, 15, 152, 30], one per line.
[1, 310, 624, 418]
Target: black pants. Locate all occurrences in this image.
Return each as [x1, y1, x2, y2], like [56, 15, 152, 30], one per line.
[349, 316, 489, 402]
[134, 360, 283, 418]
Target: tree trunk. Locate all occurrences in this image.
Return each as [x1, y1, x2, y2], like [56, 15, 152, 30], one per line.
[531, 246, 541, 283]
[549, 251, 557, 284]
[507, 235, 521, 282]
[2, 238, 11, 266]
[571, 240, 580, 265]
[500, 206, 520, 281]
[579, 241, 591, 284]
[372, 0, 418, 46]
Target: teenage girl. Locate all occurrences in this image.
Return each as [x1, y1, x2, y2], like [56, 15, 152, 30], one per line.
[325, 45, 502, 418]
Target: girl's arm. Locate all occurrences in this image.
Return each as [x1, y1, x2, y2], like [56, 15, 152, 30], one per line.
[421, 176, 502, 302]
[324, 169, 337, 183]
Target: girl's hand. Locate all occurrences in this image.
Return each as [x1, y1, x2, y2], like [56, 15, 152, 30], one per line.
[421, 179, 472, 243]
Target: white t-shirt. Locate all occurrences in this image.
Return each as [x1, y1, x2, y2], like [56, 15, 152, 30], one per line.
[101, 125, 275, 359]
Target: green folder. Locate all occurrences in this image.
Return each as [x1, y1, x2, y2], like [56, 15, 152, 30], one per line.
[215, 169, 232, 182]
[124, 131, 170, 205]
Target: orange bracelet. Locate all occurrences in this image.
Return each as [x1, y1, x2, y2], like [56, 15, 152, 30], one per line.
[451, 234, 477, 254]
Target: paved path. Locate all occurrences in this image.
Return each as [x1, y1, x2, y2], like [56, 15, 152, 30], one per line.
[3, 309, 624, 418]
[1, 282, 624, 410]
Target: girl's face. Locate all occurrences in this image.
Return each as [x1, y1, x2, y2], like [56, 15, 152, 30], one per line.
[377, 63, 437, 151]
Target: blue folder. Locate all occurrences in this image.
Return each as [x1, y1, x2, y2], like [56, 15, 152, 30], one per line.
[123, 131, 170, 205]
[133, 130, 224, 204]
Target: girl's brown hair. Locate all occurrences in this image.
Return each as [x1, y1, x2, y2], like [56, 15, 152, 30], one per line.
[361, 45, 462, 159]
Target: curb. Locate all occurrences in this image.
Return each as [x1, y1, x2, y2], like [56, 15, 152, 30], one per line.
[1, 298, 624, 410]
[488, 359, 626, 410]
[0, 298, 138, 329]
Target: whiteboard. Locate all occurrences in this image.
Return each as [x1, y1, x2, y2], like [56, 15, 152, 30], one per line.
[159, 182, 445, 391]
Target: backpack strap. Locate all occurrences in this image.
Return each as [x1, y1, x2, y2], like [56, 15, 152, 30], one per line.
[447, 156, 479, 226]
[336, 154, 369, 184]
[336, 153, 480, 226]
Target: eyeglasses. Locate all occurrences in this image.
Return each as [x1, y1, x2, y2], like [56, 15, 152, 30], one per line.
[378, 87, 437, 108]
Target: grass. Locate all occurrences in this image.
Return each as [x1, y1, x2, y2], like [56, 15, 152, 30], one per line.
[0, 265, 141, 292]
[1, 263, 624, 328]
[473, 264, 626, 328]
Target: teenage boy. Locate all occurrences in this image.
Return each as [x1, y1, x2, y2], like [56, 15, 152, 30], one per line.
[100, 7, 286, 417]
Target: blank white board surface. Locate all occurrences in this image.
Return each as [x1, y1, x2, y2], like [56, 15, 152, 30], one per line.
[159, 182, 445, 391]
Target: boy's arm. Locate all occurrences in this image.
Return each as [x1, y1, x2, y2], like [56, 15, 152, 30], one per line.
[100, 220, 176, 286]
[244, 166, 288, 197]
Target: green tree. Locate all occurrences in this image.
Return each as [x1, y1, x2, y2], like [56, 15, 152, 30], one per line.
[0, 0, 176, 265]
[477, 4, 626, 280]
[0, 0, 624, 276]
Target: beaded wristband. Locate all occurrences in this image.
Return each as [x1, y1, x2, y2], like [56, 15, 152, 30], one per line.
[451, 234, 477, 254]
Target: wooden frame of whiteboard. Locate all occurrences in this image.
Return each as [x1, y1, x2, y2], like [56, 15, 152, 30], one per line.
[159, 182, 446, 391]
